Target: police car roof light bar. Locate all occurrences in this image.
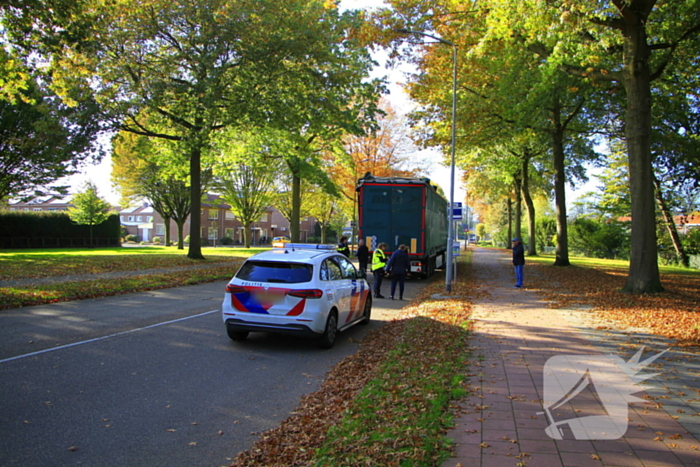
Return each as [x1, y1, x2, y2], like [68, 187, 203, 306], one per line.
[273, 243, 336, 251]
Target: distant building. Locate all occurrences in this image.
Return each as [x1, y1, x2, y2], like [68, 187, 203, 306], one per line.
[119, 203, 156, 241]
[119, 194, 318, 244]
[7, 194, 321, 245]
[675, 213, 700, 234]
[6, 196, 75, 212]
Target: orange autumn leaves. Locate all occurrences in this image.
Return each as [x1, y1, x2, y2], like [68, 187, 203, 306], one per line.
[527, 262, 700, 346]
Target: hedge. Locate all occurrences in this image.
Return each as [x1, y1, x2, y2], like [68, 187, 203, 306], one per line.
[0, 211, 121, 248]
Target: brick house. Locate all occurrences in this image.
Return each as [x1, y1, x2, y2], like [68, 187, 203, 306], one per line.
[6, 194, 320, 245]
[120, 194, 318, 245]
[675, 213, 700, 235]
[6, 195, 75, 212]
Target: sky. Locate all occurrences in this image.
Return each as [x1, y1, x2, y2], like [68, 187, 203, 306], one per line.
[61, 0, 591, 211]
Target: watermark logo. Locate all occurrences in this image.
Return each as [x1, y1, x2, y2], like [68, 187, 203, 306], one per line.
[540, 347, 666, 440]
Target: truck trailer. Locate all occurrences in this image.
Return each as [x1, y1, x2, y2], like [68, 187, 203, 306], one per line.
[356, 174, 448, 278]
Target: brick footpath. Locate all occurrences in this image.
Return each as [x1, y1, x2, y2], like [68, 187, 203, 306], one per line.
[441, 248, 700, 467]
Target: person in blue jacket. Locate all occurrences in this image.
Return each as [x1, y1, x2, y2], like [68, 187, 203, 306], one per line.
[512, 238, 525, 288]
[386, 244, 410, 300]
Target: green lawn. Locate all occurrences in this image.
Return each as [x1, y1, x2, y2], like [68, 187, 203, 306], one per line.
[0, 246, 265, 309]
[526, 251, 700, 276]
[0, 246, 264, 280]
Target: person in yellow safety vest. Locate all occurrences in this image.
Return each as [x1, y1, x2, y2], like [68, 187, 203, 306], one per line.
[336, 236, 350, 257]
[371, 242, 388, 298]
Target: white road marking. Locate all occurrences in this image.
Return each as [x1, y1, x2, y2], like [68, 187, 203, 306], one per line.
[0, 309, 219, 365]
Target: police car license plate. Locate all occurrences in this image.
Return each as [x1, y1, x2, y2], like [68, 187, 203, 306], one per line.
[255, 290, 285, 304]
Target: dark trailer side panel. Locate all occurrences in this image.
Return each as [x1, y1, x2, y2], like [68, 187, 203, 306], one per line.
[356, 176, 447, 277]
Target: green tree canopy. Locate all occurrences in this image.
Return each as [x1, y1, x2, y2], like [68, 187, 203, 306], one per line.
[0, 64, 103, 201]
[59, 0, 381, 259]
[67, 181, 112, 246]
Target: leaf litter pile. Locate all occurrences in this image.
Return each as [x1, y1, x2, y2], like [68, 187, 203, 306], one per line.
[527, 262, 700, 345]
[231, 258, 476, 467]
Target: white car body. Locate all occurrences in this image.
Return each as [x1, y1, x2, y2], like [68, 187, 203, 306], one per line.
[222, 244, 372, 348]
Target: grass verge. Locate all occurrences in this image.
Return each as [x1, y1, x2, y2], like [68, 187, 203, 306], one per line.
[311, 316, 469, 467]
[0, 246, 260, 280]
[0, 247, 256, 309]
[0, 264, 241, 310]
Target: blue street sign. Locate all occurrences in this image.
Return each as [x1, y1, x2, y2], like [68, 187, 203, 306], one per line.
[452, 202, 463, 220]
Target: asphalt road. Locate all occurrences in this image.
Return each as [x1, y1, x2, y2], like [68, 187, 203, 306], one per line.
[0, 276, 430, 467]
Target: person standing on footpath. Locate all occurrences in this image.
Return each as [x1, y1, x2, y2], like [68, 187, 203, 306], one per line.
[512, 238, 525, 288]
[386, 244, 409, 300]
[337, 236, 350, 257]
[356, 239, 369, 273]
[371, 242, 388, 298]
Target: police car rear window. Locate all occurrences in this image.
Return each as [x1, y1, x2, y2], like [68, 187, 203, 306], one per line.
[236, 261, 313, 284]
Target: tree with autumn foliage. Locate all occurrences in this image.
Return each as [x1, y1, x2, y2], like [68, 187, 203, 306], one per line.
[458, 0, 700, 292]
[111, 129, 200, 249]
[377, 0, 700, 293]
[326, 99, 427, 240]
[45, 0, 381, 260]
[212, 128, 286, 249]
[375, 2, 601, 267]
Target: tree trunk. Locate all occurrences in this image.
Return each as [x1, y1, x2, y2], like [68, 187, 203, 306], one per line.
[507, 199, 513, 249]
[187, 144, 204, 260]
[176, 219, 185, 250]
[621, 10, 663, 293]
[291, 173, 301, 242]
[521, 153, 537, 256]
[164, 216, 171, 247]
[551, 99, 571, 266]
[653, 175, 689, 268]
[513, 178, 523, 243]
[244, 222, 252, 248]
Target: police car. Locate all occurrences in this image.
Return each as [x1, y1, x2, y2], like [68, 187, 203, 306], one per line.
[222, 244, 372, 348]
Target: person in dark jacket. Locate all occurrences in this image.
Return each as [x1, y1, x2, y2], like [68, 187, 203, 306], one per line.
[512, 238, 525, 288]
[337, 236, 350, 257]
[356, 239, 369, 272]
[386, 244, 410, 300]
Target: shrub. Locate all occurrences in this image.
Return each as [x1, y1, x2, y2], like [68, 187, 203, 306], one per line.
[220, 236, 233, 245]
[681, 229, 700, 255]
[152, 237, 162, 244]
[125, 234, 139, 243]
[569, 217, 630, 259]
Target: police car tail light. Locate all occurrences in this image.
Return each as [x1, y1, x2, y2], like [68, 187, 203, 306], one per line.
[226, 284, 247, 294]
[287, 289, 323, 299]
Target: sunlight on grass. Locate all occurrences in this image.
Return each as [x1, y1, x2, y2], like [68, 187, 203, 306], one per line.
[525, 252, 699, 276]
[0, 247, 262, 282]
[0, 246, 265, 258]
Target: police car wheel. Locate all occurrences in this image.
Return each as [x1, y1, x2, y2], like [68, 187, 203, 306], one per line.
[227, 329, 249, 341]
[319, 311, 338, 349]
[360, 297, 371, 325]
